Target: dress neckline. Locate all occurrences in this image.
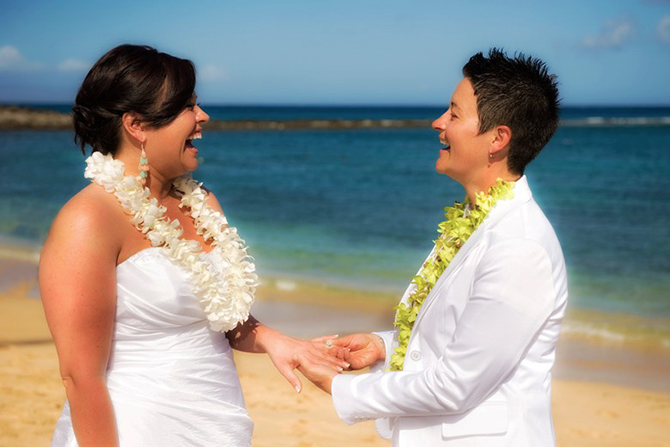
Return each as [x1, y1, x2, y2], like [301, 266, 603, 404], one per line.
[117, 246, 216, 269]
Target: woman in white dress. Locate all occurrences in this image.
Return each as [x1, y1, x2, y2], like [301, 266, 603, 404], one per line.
[39, 44, 347, 447]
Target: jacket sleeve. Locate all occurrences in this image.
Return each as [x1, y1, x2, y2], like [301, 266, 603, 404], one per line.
[369, 330, 396, 373]
[332, 237, 556, 424]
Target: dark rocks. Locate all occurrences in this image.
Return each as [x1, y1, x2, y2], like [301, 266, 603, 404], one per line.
[0, 105, 431, 131]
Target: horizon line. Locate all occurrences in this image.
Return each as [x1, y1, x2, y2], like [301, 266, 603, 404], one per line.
[2, 101, 670, 109]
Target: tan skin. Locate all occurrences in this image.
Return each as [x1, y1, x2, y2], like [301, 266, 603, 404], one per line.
[297, 77, 521, 394]
[40, 101, 348, 446]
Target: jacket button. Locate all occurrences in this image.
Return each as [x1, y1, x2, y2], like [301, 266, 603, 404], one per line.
[410, 350, 422, 361]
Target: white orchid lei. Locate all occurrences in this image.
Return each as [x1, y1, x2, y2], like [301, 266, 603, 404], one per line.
[84, 152, 257, 333]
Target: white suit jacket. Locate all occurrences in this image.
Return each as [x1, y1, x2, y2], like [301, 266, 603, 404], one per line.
[332, 176, 568, 447]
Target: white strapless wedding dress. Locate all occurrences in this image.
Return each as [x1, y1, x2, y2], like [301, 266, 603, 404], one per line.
[51, 247, 253, 446]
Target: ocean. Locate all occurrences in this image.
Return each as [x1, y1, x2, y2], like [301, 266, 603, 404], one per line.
[1, 105, 669, 345]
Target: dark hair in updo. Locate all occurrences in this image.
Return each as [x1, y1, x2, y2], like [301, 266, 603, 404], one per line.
[72, 44, 196, 155]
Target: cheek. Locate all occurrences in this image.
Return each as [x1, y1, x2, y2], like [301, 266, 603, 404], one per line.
[444, 122, 463, 140]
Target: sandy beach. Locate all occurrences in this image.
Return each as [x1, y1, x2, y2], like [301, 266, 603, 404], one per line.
[1, 253, 670, 446]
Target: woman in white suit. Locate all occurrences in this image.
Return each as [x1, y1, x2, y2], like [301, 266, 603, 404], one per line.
[296, 48, 567, 447]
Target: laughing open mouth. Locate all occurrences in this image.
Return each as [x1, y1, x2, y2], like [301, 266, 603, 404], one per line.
[186, 132, 202, 149]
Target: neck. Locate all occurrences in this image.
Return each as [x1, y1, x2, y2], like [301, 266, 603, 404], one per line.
[463, 168, 520, 204]
[145, 173, 174, 200]
[115, 146, 174, 199]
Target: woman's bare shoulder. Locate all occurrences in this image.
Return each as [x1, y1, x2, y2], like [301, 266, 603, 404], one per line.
[45, 184, 125, 252]
[202, 186, 225, 214]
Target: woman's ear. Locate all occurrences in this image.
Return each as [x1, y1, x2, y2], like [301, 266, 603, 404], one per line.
[121, 112, 145, 144]
[490, 125, 512, 158]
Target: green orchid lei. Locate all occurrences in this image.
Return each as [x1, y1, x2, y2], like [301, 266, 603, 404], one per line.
[389, 179, 515, 371]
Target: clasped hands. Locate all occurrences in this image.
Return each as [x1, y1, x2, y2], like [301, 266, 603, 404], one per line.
[263, 331, 384, 395]
[293, 333, 386, 395]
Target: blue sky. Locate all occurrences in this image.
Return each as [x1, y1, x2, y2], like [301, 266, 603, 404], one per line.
[1, 0, 669, 106]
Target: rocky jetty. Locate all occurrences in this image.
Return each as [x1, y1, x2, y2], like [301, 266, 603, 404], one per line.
[0, 105, 72, 130]
[204, 118, 431, 130]
[3, 105, 669, 131]
[0, 105, 431, 131]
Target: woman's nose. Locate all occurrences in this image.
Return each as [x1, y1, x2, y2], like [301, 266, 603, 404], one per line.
[196, 105, 210, 124]
[432, 111, 448, 131]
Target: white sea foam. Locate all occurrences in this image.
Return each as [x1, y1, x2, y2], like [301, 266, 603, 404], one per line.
[586, 117, 606, 125]
[275, 280, 297, 292]
[561, 318, 670, 349]
[0, 246, 40, 263]
[562, 320, 628, 343]
[561, 116, 670, 127]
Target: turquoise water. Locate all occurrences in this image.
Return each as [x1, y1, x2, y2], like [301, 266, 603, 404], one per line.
[1, 106, 669, 321]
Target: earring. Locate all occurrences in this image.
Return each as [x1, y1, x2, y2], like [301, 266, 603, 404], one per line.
[489, 152, 494, 159]
[138, 142, 149, 186]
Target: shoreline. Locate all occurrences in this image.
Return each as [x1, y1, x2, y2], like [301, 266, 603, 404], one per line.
[1, 237, 669, 353]
[3, 283, 670, 393]
[2, 239, 670, 394]
[1, 242, 670, 445]
[2, 260, 670, 392]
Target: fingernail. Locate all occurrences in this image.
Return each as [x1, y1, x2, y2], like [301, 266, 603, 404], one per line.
[337, 367, 343, 372]
[295, 385, 301, 393]
[343, 362, 350, 368]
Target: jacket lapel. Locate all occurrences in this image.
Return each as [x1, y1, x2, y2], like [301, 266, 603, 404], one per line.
[397, 246, 435, 308]
[409, 176, 533, 329]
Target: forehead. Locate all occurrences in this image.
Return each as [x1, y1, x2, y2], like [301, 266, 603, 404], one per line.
[450, 78, 477, 113]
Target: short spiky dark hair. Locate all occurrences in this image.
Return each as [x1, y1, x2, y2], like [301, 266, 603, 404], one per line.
[462, 48, 560, 175]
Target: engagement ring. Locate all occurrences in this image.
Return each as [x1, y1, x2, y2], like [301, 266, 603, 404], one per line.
[325, 339, 333, 347]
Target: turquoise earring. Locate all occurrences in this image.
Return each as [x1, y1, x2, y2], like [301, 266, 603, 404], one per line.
[139, 142, 149, 186]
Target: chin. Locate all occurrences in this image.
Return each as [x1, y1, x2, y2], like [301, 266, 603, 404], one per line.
[435, 161, 450, 176]
[435, 165, 460, 183]
[181, 158, 199, 173]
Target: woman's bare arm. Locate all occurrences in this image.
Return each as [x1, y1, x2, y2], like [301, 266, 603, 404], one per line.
[39, 189, 120, 446]
[203, 190, 348, 392]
